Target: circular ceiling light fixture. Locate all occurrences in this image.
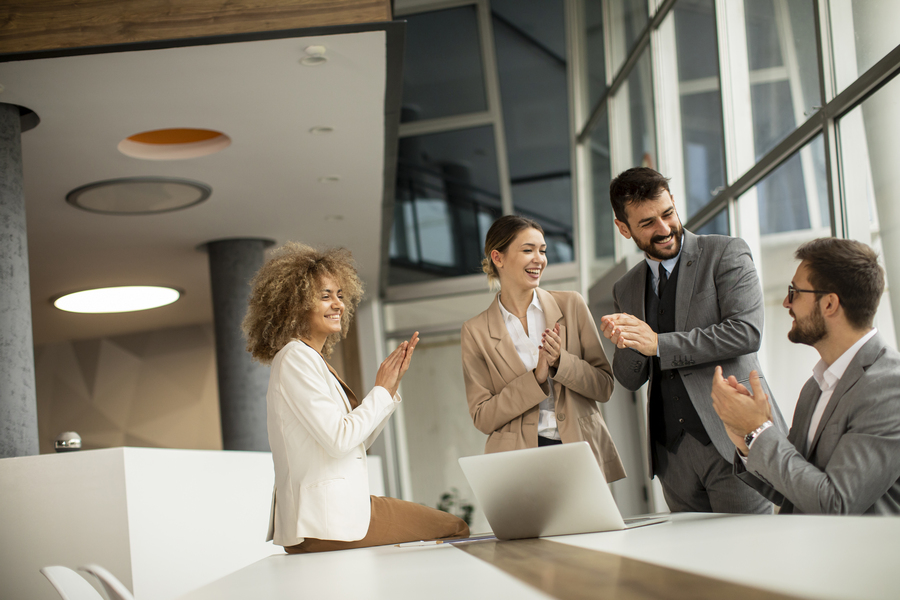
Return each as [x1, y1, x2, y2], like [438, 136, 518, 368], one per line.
[118, 128, 230, 160]
[66, 177, 211, 215]
[53, 286, 182, 314]
[301, 45, 327, 66]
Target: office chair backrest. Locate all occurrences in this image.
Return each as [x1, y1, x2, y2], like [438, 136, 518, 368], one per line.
[40, 566, 105, 600]
[79, 564, 135, 600]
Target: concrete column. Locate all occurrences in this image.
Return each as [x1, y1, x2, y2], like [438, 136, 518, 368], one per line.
[206, 238, 272, 451]
[0, 103, 39, 458]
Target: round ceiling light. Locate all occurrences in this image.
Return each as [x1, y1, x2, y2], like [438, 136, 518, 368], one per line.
[118, 128, 231, 160]
[53, 286, 181, 314]
[66, 177, 211, 215]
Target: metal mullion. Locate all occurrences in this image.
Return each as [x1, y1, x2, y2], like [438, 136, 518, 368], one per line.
[398, 111, 493, 138]
[476, 0, 513, 216]
[819, 42, 900, 122]
[566, 0, 592, 296]
[813, 0, 840, 237]
[577, 0, 678, 144]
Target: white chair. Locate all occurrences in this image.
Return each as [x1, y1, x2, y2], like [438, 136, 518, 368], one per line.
[79, 564, 135, 600]
[40, 566, 104, 600]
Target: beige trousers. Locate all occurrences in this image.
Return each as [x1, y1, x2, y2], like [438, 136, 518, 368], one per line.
[284, 495, 469, 554]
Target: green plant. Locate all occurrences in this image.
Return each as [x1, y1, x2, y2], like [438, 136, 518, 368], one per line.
[436, 487, 474, 526]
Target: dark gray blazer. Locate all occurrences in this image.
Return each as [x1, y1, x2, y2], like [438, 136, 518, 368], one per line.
[611, 230, 787, 470]
[738, 333, 900, 514]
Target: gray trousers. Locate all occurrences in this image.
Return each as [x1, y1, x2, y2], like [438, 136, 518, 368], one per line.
[655, 433, 772, 514]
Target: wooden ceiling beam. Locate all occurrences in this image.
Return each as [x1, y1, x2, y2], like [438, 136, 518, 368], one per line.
[0, 0, 393, 55]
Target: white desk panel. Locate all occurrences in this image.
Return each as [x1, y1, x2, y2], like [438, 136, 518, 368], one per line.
[177, 542, 552, 600]
[554, 513, 900, 600]
[178, 514, 900, 600]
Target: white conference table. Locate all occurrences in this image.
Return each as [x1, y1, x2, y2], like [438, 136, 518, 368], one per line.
[177, 513, 900, 600]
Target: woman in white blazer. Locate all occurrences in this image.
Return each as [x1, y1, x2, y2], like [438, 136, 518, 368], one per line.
[243, 243, 468, 553]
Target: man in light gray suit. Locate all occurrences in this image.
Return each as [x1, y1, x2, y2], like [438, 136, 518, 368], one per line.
[600, 167, 786, 513]
[712, 237, 900, 514]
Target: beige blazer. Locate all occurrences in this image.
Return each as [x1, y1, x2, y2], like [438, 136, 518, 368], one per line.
[265, 340, 398, 547]
[461, 289, 626, 482]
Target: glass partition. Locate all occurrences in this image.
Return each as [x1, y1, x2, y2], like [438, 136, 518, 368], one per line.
[830, 0, 900, 95]
[493, 0, 573, 263]
[744, 0, 820, 159]
[390, 126, 502, 285]
[671, 0, 726, 220]
[401, 6, 488, 123]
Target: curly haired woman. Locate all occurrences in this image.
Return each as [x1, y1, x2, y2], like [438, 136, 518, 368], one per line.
[244, 242, 468, 553]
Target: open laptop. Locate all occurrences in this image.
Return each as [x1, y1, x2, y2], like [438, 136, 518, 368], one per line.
[459, 442, 667, 540]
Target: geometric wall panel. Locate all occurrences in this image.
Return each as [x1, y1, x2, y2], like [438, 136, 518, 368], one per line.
[35, 324, 224, 454]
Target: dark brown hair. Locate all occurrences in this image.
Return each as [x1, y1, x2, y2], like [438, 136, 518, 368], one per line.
[795, 237, 884, 330]
[242, 242, 364, 363]
[481, 215, 544, 289]
[609, 167, 671, 223]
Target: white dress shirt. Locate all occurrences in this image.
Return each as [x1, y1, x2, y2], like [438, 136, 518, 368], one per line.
[745, 327, 878, 458]
[644, 250, 681, 297]
[497, 291, 560, 440]
[804, 327, 878, 450]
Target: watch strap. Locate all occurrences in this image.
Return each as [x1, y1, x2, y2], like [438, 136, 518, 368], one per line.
[744, 420, 774, 448]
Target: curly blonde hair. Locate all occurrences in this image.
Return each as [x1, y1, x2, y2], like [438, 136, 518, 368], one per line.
[242, 242, 364, 363]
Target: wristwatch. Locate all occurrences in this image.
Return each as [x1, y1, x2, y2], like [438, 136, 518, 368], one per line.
[744, 420, 774, 448]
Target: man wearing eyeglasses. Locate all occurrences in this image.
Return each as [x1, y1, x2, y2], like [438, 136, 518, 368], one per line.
[711, 237, 900, 514]
[600, 167, 787, 514]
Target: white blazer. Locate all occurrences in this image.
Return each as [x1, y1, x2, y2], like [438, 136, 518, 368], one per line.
[265, 340, 399, 546]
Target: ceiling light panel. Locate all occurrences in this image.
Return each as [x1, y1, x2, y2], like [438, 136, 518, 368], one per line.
[53, 286, 181, 313]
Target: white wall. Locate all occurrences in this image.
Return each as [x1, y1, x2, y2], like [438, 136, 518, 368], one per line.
[0, 448, 277, 600]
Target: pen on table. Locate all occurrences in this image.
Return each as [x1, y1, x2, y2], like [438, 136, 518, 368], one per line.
[395, 540, 444, 548]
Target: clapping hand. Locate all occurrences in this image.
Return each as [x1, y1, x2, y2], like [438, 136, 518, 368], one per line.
[599, 313, 659, 356]
[710, 368, 772, 455]
[375, 332, 420, 397]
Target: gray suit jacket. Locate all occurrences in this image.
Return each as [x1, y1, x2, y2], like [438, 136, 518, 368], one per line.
[611, 230, 787, 471]
[738, 333, 900, 514]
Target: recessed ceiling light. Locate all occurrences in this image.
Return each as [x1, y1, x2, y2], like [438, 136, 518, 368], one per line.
[66, 177, 211, 215]
[301, 45, 327, 66]
[309, 126, 334, 135]
[318, 176, 340, 183]
[118, 128, 230, 160]
[53, 286, 181, 314]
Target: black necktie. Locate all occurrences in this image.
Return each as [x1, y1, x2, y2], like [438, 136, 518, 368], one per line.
[658, 266, 668, 297]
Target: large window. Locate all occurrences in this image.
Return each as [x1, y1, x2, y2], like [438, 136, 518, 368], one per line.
[383, 0, 900, 515]
[390, 0, 574, 285]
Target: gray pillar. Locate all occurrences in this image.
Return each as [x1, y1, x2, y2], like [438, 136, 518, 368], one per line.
[0, 103, 39, 458]
[206, 238, 272, 451]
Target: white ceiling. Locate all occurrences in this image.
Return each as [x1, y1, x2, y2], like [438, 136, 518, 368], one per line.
[0, 29, 388, 345]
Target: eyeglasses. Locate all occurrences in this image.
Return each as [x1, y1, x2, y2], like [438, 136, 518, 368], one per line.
[787, 284, 834, 303]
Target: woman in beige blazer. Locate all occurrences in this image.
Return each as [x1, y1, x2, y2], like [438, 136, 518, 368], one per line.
[244, 243, 467, 553]
[461, 216, 626, 482]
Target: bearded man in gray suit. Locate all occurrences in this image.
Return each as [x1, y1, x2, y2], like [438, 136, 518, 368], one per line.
[712, 238, 900, 514]
[600, 167, 786, 513]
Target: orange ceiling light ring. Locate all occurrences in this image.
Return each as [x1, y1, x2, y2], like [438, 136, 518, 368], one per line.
[118, 128, 231, 160]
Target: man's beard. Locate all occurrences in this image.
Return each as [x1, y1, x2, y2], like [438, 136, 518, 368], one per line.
[635, 223, 684, 261]
[788, 303, 827, 346]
